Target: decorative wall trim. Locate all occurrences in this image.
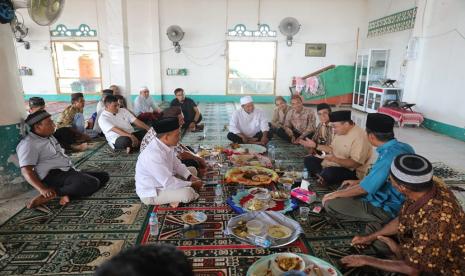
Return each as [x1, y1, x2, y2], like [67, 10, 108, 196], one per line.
[50, 24, 97, 37]
[227, 24, 277, 37]
[422, 118, 465, 142]
[367, 7, 417, 37]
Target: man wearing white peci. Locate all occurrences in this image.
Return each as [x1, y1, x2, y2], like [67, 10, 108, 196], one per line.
[135, 117, 203, 207]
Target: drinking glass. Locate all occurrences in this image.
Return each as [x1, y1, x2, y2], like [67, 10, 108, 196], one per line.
[299, 207, 310, 222]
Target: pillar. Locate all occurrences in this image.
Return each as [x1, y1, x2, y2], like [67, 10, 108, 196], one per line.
[0, 24, 30, 198]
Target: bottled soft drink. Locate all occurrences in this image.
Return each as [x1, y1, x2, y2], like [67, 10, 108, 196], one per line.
[214, 184, 223, 204]
[149, 212, 159, 236]
[302, 168, 309, 180]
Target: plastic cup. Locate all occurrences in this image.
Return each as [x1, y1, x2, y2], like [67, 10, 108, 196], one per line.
[299, 207, 310, 222]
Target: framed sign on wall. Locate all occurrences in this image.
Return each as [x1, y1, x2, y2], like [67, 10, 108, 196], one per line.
[305, 43, 326, 57]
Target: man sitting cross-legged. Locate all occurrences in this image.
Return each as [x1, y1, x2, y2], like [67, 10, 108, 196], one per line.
[135, 117, 203, 207]
[99, 95, 150, 153]
[322, 114, 414, 246]
[227, 96, 271, 145]
[341, 154, 465, 276]
[17, 110, 109, 209]
[276, 95, 316, 144]
[300, 110, 372, 186]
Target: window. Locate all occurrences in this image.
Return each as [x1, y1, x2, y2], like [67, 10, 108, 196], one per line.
[227, 41, 276, 95]
[52, 41, 102, 94]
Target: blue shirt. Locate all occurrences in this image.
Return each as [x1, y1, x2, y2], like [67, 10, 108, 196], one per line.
[360, 139, 414, 217]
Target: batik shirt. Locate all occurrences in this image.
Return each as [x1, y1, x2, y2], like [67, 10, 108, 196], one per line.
[270, 106, 290, 129]
[57, 105, 82, 128]
[311, 122, 333, 145]
[398, 178, 465, 275]
[284, 107, 316, 137]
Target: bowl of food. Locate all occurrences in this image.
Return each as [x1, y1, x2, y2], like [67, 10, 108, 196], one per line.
[267, 225, 292, 240]
[246, 219, 264, 235]
[278, 177, 294, 185]
[272, 253, 305, 275]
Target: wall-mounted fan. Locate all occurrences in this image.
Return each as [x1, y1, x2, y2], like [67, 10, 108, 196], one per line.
[1, 0, 65, 49]
[279, 17, 301, 46]
[166, 25, 184, 53]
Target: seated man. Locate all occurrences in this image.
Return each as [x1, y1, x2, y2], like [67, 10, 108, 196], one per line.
[95, 244, 194, 276]
[311, 103, 333, 146]
[17, 110, 109, 208]
[277, 95, 316, 144]
[28, 96, 45, 114]
[300, 110, 372, 186]
[227, 96, 271, 145]
[170, 88, 203, 131]
[133, 86, 161, 124]
[109, 84, 128, 108]
[56, 92, 98, 138]
[323, 114, 414, 237]
[91, 89, 113, 133]
[135, 118, 203, 207]
[99, 95, 150, 153]
[341, 154, 465, 275]
[269, 96, 290, 134]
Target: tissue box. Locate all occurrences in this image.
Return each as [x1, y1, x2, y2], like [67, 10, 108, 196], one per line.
[291, 187, 317, 204]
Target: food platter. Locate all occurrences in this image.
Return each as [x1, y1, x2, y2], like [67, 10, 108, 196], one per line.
[180, 212, 208, 225]
[247, 253, 341, 276]
[225, 211, 302, 248]
[227, 189, 297, 214]
[229, 154, 272, 168]
[227, 143, 267, 154]
[225, 166, 279, 186]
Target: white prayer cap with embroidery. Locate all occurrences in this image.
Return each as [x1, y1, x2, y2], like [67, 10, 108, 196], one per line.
[240, 96, 253, 105]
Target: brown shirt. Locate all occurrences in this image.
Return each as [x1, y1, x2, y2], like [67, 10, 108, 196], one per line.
[57, 105, 82, 129]
[322, 124, 372, 178]
[284, 107, 316, 137]
[271, 106, 290, 129]
[398, 178, 465, 275]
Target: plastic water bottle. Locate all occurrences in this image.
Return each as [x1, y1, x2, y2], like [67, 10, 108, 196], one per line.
[149, 212, 159, 236]
[302, 168, 309, 180]
[252, 235, 271, 248]
[214, 184, 223, 204]
[268, 143, 276, 160]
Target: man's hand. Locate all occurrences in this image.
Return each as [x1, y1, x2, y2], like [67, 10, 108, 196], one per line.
[189, 122, 196, 131]
[322, 191, 339, 206]
[190, 176, 203, 191]
[39, 187, 57, 199]
[129, 134, 139, 147]
[340, 179, 360, 189]
[323, 154, 337, 162]
[298, 137, 317, 148]
[351, 234, 376, 248]
[260, 136, 269, 146]
[340, 255, 372, 267]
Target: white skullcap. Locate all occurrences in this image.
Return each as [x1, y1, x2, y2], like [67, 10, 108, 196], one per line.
[140, 86, 149, 91]
[240, 96, 253, 105]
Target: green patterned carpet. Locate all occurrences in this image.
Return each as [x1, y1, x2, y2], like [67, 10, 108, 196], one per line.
[1, 103, 464, 275]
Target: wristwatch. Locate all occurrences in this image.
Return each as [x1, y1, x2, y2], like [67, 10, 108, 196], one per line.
[187, 174, 193, 181]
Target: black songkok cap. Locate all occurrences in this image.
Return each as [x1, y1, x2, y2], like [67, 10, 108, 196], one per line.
[317, 103, 331, 112]
[25, 110, 51, 127]
[329, 110, 351, 122]
[153, 117, 180, 134]
[29, 97, 45, 108]
[390, 154, 433, 189]
[366, 113, 395, 133]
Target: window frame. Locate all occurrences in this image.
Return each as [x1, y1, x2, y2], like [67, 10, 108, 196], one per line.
[51, 40, 103, 95]
[226, 40, 277, 96]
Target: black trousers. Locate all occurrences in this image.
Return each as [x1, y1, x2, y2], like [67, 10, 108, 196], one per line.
[114, 129, 147, 150]
[54, 127, 78, 150]
[304, 155, 357, 186]
[43, 169, 109, 197]
[227, 131, 273, 144]
[182, 114, 203, 129]
[275, 127, 313, 143]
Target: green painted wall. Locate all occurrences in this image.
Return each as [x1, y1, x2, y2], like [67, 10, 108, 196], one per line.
[422, 118, 465, 142]
[0, 124, 29, 198]
[302, 65, 355, 101]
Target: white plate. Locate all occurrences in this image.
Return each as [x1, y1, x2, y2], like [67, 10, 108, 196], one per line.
[247, 253, 341, 276]
[180, 212, 208, 225]
[232, 144, 267, 154]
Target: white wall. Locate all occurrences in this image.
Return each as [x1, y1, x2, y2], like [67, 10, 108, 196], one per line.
[17, 0, 367, 97]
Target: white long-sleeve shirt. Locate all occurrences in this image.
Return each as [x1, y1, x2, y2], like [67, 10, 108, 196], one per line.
[133, 95, 157, 116]
[229, 108, 269, 137]
[135, 137, 192, 198]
